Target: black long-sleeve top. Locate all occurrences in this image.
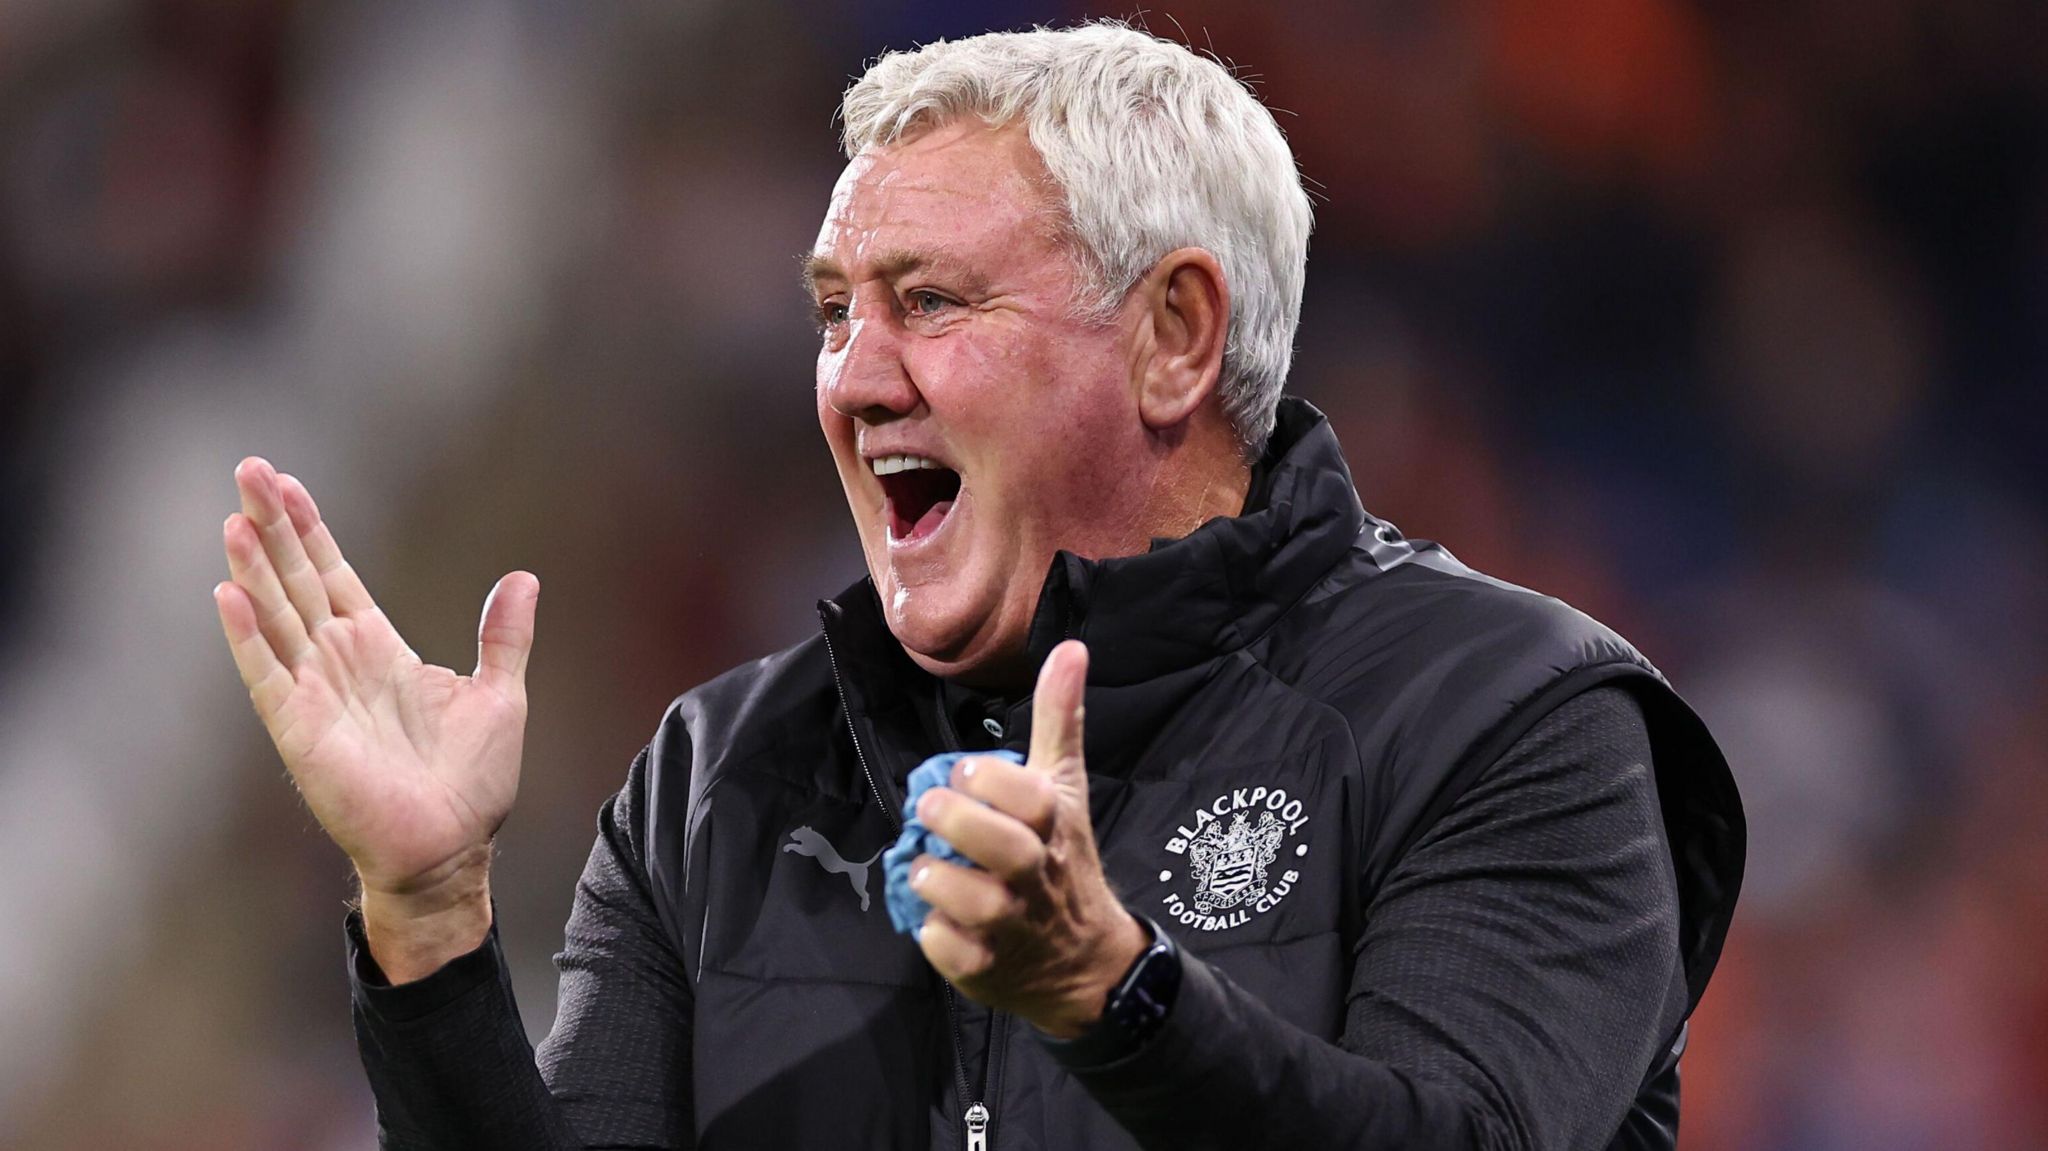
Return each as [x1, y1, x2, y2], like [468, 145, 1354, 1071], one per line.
[347, 685, 1687, 1150]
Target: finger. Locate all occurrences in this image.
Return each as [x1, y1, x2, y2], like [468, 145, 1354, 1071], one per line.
[950, 755, 1057, 840]
[276, 473, 377, 616]
[214, 580, 294, 717]
[1028, 639, 1088, 771]
[917, 910, 993, 982]
[911, 855, 1023, 931]
[474, 571, 540, 699]
[224, 511, 314, 666]
[235, 457, 332, 632]
[916, 786, 1045, 881]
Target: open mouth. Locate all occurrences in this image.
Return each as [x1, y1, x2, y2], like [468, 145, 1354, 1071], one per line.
[873, 456, 962, 545]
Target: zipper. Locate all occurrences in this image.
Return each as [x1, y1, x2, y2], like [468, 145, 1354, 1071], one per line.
[939, 982, 976, 1128]
[978, 1011, 1012, 1151]
[819, 609, 898, 840]
[965, 1102, 990, 1151]
[936, 983, 1013, 1151]
[819, 605, 1004, 1150]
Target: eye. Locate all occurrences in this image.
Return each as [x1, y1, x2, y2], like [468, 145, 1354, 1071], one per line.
[906, 289, 954, 317]
[815, 299, 849, 333]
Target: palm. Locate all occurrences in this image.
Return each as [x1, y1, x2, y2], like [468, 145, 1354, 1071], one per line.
[277, 613, 522, 887]
[216, 459, 539, 894]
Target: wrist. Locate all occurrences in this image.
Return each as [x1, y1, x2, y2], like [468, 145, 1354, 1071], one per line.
[355, 840, 496, 906]
[1037, 908, 1151, 1039]
[1038, 914, 1182, 1067]
[357, 851, 494, 984]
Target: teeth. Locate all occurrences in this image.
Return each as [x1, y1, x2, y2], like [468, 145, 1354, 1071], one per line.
[869, 454, 945, 476]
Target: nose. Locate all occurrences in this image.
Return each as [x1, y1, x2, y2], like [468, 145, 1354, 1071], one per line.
[824, 304, 922, 425]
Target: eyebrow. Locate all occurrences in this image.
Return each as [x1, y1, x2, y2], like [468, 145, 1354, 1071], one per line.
[798, 247, 988, 297]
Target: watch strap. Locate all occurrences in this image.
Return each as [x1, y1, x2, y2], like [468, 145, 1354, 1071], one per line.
[1040, 915, 1182, 1066]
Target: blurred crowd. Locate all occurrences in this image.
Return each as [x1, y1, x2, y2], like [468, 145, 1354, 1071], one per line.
[0, 1, 2042, 1147]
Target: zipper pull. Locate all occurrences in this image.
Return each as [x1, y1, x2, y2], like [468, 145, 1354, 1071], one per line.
[965, 1101, 990, 1151]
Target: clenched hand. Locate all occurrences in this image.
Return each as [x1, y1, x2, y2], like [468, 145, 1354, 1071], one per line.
[214, 457, 538, 981]
[909, 640, 1151, 1038]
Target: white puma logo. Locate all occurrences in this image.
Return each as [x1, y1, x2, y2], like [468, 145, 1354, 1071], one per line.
[783, 826, 885, 912]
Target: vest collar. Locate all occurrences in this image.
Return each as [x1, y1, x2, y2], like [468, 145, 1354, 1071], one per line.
[1057, 397, 1366, 687]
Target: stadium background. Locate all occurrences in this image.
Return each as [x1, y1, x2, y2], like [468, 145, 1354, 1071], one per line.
[0, 1, 2043, 1147]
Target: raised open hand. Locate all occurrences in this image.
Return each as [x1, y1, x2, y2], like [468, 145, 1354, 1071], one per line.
[214, 458, 536, 970]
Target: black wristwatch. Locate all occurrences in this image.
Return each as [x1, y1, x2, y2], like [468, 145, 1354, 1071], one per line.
[1046, 915, 1183, 1065]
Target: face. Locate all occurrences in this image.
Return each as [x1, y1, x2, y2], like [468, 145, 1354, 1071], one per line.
[807, 121, 1154, 685]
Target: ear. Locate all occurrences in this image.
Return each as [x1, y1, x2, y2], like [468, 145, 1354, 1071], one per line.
[1133, 248, 1229, 432]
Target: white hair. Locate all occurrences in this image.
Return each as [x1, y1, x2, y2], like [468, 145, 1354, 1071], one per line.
[839, 21, 1314, 456]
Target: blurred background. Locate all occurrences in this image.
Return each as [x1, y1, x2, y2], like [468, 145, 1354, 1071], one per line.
[0, 0, 2042, 1147]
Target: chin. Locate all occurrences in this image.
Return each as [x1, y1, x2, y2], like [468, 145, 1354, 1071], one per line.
[881, 584, 976, 662]
[879, 579, 1027, 685]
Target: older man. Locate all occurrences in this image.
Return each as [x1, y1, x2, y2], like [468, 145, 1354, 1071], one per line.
[217, 22, 1742, 1151]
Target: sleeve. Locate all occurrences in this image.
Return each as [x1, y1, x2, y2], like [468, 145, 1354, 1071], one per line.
[1042, 685, 1689, 1151]
[348, 747, 696, 1150]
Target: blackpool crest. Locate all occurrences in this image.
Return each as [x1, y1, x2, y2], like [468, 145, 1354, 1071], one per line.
[1188, 810, 1285, 913]
[1158, 785, 1310, 933]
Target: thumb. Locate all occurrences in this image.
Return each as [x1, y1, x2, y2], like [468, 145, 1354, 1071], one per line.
[475, 571, 540, 698]
[1028, 639, 1088, 772]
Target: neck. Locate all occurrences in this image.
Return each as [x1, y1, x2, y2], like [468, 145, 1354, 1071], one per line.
[1139, 417, 1253, 543]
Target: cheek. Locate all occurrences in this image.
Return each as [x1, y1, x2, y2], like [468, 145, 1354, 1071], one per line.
[815, 354, 870, 503]
[932, 327, 1119, 432]
[957, 356, 1135, 538]
[995, 338, 1128, 447]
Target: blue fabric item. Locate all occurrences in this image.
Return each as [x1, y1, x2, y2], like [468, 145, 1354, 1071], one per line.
[883, 749, 1027, 936]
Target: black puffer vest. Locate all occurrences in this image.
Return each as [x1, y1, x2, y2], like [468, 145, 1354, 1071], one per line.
[642, 399, 1744, 1150]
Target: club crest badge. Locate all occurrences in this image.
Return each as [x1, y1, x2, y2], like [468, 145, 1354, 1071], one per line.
[1157, 785, 1310, 933]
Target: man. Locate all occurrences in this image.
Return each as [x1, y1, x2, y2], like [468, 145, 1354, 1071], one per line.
[215, 22, 1742, 1151]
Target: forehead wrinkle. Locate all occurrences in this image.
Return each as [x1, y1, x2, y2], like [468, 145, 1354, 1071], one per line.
[802, 244, 992, 296]
[806, 126, 1071, 302]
